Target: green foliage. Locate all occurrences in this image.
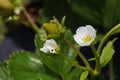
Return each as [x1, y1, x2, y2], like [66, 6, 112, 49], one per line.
[80, 70, 89, 80]
[66, 67, 82, 80]
[8, 50, 58, 80]
[0, 62, 12, 80]
[100, 40, 115, 67]
[35, 29, 80, 79]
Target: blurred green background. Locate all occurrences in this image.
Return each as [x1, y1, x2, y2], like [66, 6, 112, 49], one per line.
[0, 0, 120, 39]
[40, 0, 120, 33]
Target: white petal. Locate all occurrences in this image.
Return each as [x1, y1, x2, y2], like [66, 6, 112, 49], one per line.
[86, 25, 96, 37]
[86, 25, 96, 33]
[40, 46, 49, 53]
[79, 41, 91, 46]
[76, 26, 88, 35]
[73, 34, 83, 45]
[40, 39, 58, 54]
[45, 39, 57, 48]
[74, 34, 92, 46]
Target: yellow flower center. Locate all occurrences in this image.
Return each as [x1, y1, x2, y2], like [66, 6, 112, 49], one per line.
[82, 34, 92, 42]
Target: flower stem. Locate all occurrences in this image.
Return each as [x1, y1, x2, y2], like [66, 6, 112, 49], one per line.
[20, 4, 40, 33]
[60, 53, 87, 70]
[97, 24, 120, 56]
[60, 74, 65, 80]
[63, 37, 93, 72]
[109, 60, 114, 80]
[95, 24, 120, 73]
[90, 43, 97, 57]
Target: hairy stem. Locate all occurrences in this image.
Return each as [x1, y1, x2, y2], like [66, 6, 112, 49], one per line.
[21, 4, 40, 33]
[63, 37, 93, 72]
[97, 24, 120, 56]
[90, 43, 97, 57]
[95, 24, 120, 73]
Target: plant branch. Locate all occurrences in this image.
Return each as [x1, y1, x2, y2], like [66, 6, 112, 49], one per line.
[95, 24, 120, 73]
[21, 4, 40, 33]
[63, 37, 93, 72]
[60, 74, 65, 80]
[97, 24, 120, 56]
[90, 43, 97, 57]
[109, 60, 114, 80]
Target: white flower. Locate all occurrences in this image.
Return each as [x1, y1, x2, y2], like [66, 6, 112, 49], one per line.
[40, 39, 58, 54]
[73, 25, 96, 46]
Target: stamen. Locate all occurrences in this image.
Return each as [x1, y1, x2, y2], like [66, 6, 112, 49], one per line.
[82, 34, 92, 42]
[50, 49, 56, 53]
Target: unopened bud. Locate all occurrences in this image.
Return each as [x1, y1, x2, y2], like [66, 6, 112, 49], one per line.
[0, 0, 14, 17]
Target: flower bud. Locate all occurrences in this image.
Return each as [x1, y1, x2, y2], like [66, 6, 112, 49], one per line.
[43, 22, 61, 39]
[43, 23, 59, 35]
[42, 17, 66, 39]
[0, 0, 14, 17]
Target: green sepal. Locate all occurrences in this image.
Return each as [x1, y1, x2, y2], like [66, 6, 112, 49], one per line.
[43, 23, 59, 34]
[42, 17, 65, 39]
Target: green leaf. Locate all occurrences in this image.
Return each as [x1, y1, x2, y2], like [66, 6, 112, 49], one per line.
[8, 50, 58, 80]
[0, 62, 12, 80]
[88, 57, 96, 62]
[61, 16, 66, 26]
[80, 71, 89, 80]
[100, 40, 115, 67]
[35, 29, 77, 75]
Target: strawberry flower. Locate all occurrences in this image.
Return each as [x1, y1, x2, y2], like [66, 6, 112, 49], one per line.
[73, 25, 96, 46]
[40, 39, 58, 54]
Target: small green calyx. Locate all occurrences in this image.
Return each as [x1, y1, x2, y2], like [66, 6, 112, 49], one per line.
[43, 23, 59, 34]
[43, 19, 65, 39]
